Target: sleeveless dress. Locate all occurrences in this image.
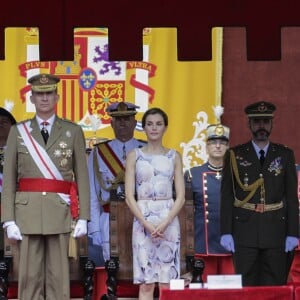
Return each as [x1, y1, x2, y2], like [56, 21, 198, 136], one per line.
[132, 148, 181, 284]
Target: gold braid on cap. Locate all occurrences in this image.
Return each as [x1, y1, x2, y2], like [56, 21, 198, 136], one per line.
[230, 150, 264, 207]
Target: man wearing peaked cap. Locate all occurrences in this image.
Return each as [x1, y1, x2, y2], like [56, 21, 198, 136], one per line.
[184, 122, 234, 281]
[106, 101, 139, 117]
[244, 101, 276, 118]
[206, 123, 230, 141]
[220, 100, 299, 286]
[87, 101, 146, 266]
[28, 73, 60, 92]
[1, 73, 90, 299]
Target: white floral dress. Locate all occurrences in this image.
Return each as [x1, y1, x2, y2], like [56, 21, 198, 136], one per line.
[132, 148, 180, 284]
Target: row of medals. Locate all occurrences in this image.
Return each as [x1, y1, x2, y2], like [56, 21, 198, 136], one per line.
[53, 141, 72, 167]
[0, 143, 72, 168]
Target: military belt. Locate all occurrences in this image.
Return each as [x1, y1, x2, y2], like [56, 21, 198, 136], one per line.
[18, 178, 79, 218]
[234, 200, 283, 213]
[138, 197, 170, 201]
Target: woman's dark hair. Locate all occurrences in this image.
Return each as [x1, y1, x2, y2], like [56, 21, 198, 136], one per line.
[142, 107, 168, 128]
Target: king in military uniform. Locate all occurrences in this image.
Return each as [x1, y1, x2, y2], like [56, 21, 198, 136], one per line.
[185, 121, 234, 281]
[220, 101, 299, 286]
[87, 101, 146, 266]
[1, 73, 90, 300]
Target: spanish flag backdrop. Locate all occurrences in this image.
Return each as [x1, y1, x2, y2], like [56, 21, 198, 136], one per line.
[0, 27, 222, 170]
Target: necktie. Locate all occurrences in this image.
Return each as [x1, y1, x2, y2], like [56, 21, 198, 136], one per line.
[122, 143, 126, 161]
[41, 121, 49, 144]
[259, 149, 265, 166]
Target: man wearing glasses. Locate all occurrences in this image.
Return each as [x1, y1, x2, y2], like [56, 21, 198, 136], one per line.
[185, 122, 234, 282]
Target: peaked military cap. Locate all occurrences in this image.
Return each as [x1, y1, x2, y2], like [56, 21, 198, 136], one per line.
[28, 73, 60, 92]
[0, 107, 16, 124]
[245, 101, 276, 118]
[106, 101, 139, 117]
[206, 123, 230, 141]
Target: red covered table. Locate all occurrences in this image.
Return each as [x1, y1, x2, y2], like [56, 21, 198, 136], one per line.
[159, 285, 294, 300]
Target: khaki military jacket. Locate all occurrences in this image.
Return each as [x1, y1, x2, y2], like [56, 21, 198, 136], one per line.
[1, 116, 90, 234]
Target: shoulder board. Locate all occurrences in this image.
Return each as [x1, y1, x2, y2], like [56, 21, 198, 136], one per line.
[231, 143, 251, 152]
[137, 139, 147, 144]
[60, 118, 76, 124]
[272, 143, 292, 151]
[93, 139, 111, 147]
[233, 142, 248, 149]
[53, 117, 76, 127]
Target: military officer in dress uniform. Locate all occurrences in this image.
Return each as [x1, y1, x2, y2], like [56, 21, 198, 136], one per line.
[0, 103, 16, 259]
[88, 101, 146, 266]
[1, 73, 90, 300]
[185, 122, 234, 282]
[220, 101, 299, 286]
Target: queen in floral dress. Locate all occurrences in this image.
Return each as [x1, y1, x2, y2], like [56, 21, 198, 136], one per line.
[125, 107, 185, 299]
[133, 148, 180, 283]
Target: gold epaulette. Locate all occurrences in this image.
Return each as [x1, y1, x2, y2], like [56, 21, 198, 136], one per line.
[137, 139, 147, 144]
[61, 118, 76, 124]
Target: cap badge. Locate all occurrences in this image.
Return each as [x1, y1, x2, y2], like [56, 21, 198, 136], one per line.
[117, 102, 128, 112]
[215, 125, 224, 136]
[39, 75, 49, 84]
[258, 103, 267, 112]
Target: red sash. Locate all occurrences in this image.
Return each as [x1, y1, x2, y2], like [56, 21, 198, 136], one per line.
[96, 142, 125, 213]
[97, 142, 124, 176]
[18, 178, 79, 219]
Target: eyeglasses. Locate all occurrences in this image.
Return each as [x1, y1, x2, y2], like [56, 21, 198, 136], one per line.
[207, 139, 228, 146]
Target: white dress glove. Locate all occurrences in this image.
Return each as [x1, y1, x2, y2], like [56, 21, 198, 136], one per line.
[73, 219, 87, 238]
[5, 221, 22, 240]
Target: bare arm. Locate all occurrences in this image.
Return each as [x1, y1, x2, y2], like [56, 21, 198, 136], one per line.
[125, 150, 143, 222]
[168, 151, 185, 220]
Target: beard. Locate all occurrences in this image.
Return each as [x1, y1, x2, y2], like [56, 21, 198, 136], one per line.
[253, 129, 270, 141]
